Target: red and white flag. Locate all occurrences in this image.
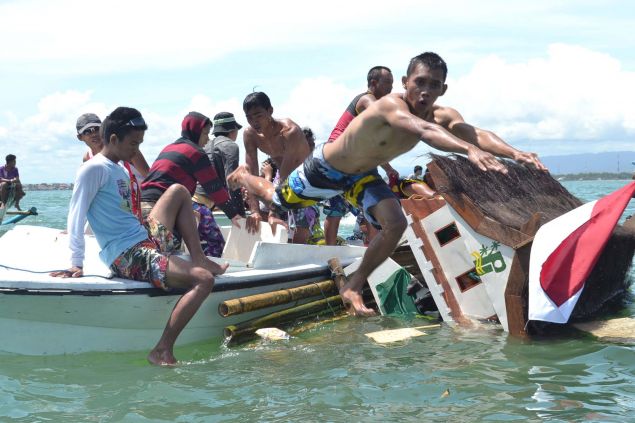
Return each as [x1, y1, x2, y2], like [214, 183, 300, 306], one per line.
[528, 182, 635, 323]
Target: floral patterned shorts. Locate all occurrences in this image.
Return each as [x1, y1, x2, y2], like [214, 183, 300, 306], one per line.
[109, 217, 180, 290]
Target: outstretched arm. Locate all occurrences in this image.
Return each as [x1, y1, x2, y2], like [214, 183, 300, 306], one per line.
[443, 108, 547, 171]
[382, 97, 507, 173]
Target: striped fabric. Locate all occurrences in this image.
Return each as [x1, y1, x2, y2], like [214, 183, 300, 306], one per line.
[141, 138, 230, 207]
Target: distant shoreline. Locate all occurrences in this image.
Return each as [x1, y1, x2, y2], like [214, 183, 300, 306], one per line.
[554, 172, 633, 181]
[22, 172, 634, 190]
[24, 183, 73, 191]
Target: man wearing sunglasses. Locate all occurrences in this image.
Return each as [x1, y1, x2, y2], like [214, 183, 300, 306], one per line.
[54, 107, 226, 366]
[76, 113, 150, 222]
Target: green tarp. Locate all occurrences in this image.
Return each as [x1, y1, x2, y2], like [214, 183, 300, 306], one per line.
[375, 268, 419, 316]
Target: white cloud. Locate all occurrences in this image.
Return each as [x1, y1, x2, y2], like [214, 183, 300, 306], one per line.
[5, 44, 635, 182]
[443, 44, 635, 155]
[0, 0, 428, 76]
[277, 77, 357, 142]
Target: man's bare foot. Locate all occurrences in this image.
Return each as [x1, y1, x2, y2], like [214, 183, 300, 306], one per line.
[340, 287, 376, 317]
[193, 257, 229, 275]
[212, 260, 230, 275]
[227, 164, 250, 191]
[147, 347, 177, 366]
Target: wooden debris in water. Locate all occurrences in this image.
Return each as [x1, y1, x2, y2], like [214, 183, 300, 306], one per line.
[573, 317, 635, 343]
[365, 324, 440, 344]
[255, 327, 290, 341]
[224, 295, 343, 344]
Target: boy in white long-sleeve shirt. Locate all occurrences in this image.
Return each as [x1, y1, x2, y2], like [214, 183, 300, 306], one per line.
[52, 107, 227, 366]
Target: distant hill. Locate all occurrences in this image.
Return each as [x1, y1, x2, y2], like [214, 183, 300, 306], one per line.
[542, 151, 635, 175]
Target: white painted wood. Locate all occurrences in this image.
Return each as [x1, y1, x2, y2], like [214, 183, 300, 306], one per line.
[343, 257, 407, 316]
[403, 223, 454, 323]
[221, 218, 287, 262]
[446, 207, 514, 331]
[419, 205, 497, 320]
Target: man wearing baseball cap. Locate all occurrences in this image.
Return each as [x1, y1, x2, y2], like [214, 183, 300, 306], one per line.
[76, 113, 103, 161]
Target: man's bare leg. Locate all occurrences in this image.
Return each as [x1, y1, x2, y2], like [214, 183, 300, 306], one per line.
[227, 165, 275, 204]
[147, 256, 214, 366]
[340, 198, 407, 316]
[149, 184, 228, 275]
[324, 216, 341, 246]
[14, 183, 24, 210]
[0, 183, 7, 205]
[366, 223, 380, 244]
[292, 227, 310, 244]
[403, 182, 436, 198]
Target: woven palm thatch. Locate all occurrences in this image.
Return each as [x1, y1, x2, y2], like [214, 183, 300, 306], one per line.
[428, 154, 582, 229]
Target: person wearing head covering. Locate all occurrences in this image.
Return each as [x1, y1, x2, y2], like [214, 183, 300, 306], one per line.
[193, 112, 244, 213]
[191, 111, 245, 256]
[141, 112, 243, 255]
[75, 113, 150, 221]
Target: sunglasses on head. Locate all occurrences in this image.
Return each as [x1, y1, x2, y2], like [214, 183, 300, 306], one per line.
[81, 126, 100, 136]
[123, 116, 147, 128]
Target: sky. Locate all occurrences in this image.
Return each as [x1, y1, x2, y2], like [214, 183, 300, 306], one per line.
[0, 0, 634, 183]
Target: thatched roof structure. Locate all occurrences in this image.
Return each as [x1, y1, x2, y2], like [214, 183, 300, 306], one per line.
[428, 154, 582, 230]
[425, 154, 635, 328]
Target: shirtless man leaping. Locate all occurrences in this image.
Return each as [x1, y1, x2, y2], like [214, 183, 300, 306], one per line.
[228, 53, 508, 316]
[242, 92, 311, 232]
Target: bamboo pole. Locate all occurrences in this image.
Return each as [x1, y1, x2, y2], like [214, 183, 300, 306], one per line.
[224, 295, 344, 344]
[327, 257, 347, 291]
[5, 210, 35, 216]
[218, 279, 337, 317]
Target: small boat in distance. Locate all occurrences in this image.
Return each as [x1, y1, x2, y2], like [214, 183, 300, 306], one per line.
[0, 207, 38, 225]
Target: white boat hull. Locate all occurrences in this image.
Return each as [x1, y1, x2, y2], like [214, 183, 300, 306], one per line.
[0, 225, 366, 355]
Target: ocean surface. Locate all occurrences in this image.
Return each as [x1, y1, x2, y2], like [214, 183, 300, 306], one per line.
[1, 180, 634, 422]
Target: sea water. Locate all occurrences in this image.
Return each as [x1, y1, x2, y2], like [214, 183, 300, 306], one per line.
[1, 181, 634, 422]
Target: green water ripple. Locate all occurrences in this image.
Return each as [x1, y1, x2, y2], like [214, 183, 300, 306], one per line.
[1, 181, 635, 421]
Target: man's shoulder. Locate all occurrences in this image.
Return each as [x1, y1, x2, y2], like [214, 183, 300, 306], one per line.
[174, 138, 205, 156]
[213, 137, 238, 153]
[77, 155, 115, 180]
[213, 135, 232, 145]
[243, 127, 259, 143]
[279, 119, 302, 137]
[431, 104, 460, 126]
[365, 94, 404, 116]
